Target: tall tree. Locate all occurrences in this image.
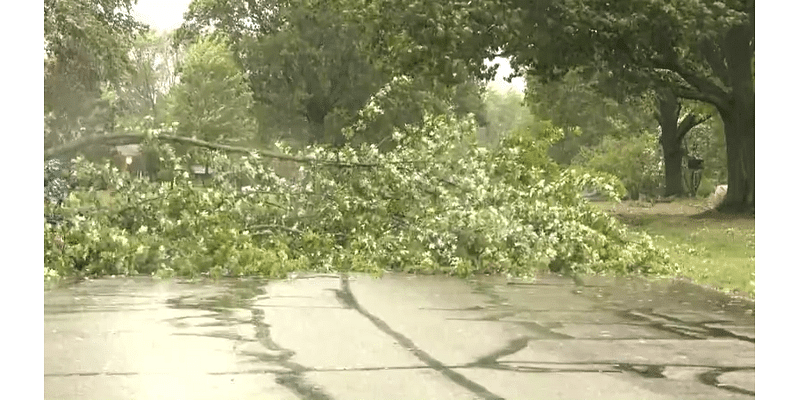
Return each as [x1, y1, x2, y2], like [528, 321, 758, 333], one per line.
[178, 0, 384, 145]
[116, 30, 183, 121]
[178, 0, 487, 148]
[334, 0, 755, 210]
[511, 0, 753, 208]
[166, 36, 257, 145]
[44, 0, 147, 146]
[525, 70, 657, 165]
[529, 0, 752, 209]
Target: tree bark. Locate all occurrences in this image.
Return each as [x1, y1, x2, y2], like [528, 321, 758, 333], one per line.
[656, 90, 709, 198]
[718, 23, 755, 211]
[305, 96, 330, 144]
[718, 107, 754, 211]
[656, 90, 685, 197]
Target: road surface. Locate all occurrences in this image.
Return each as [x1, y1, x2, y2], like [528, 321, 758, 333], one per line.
[44, 272, 755, 399]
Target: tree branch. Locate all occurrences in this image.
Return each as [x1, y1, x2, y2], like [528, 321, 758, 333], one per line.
[246, 224, 304, 236]
[653, 57, 730, 111]
[698, 38, 730, 88]
[44, 133, 386, 168]
[672, 87, 727, 111]
[677, 112, 712, 140]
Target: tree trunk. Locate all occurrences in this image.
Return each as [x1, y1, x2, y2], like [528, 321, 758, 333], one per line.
[718, 107, 754, 211]
[657, 90, 685, 197]
[718, 23, 755, 211]
[305, 97, 330, 144]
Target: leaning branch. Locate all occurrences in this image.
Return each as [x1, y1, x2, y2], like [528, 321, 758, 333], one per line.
[246, 224, 304, 236]
[652, 57, 730, 111]
[44, 133, 386, 168]
[676, 113, 713, 144]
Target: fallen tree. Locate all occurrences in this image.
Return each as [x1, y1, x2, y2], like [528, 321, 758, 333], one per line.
[45, 132, 381, 167]
[44, 114, 671, 281]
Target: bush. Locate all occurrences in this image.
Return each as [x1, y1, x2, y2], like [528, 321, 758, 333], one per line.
[574, 133, 662, 200]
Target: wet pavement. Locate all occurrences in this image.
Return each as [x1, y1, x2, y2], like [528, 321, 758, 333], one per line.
[44, 272, 755, 399]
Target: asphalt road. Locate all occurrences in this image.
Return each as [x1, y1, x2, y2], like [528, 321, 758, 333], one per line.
[44, 272, 755, 399]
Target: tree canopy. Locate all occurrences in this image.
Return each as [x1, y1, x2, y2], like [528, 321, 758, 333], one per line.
[44, 0, 147, 146]
[333, 0, 754, 210]
[166, 36, 257, 145]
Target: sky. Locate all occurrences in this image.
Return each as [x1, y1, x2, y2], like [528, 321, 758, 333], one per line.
[132, 0, 193, 32]
[131, 0, 526, 93]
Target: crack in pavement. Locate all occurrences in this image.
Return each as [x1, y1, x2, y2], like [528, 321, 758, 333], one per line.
[163, 284, 336, 400]
[463, 284, 579, 340]
[648, 310, 755, 344]
[621, 308, 756, 343]
[465, 279, 755, 397]
[472, 336, 531, 366]
[698, 367, 756, 397]
[334, 274, 506, 400]
[45, 362, 751, 378]
[249, 308, 336, 400]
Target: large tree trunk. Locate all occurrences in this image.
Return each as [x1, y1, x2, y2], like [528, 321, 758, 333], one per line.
[718, 23, 755, 211]
[718, 107, 754, 211]
[657, 90, 685, 197]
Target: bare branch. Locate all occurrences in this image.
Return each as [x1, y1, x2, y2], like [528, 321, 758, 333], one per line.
[678, 112, 713, 138]
[246, 224, 304, 236]
[44, 133, 388, 168]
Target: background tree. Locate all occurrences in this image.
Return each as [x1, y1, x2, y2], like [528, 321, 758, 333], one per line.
[165, 36, 257, 146]
[505, 0, 754, 210]
[178, 0, 379, 146]
[525, 71, 713, 197]
[525, 71, 656, 165]
[115, 30, 183, 123]
[654, 90, 713, 197]
[335, 0, 754, 211]
[178, 0, 488, 149]
[44, 0, 146, 147]
[480, 87, 529, 149]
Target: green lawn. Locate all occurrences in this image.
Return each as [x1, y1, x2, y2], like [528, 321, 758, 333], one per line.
[592, 200, 755, 299]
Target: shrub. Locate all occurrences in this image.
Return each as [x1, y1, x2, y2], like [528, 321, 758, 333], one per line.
[574, 133, 663, 200]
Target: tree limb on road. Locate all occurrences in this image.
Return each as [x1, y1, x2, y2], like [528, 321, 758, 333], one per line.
[246, 224, 305, 236]
[44, 133, 389, 168]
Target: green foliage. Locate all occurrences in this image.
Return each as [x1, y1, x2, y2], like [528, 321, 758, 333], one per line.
[177, 0, 489, 148]
[44, 0, 145, 87]
[525, 71, 658, 165]
[575, 133, 663, 200]
[44, 0, 147, 147]
[481, 87, 529, 148]
[45, 114, 670, 281]
[166, 36, 257, 145]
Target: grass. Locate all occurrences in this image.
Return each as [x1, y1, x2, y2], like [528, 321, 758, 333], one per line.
[591, 198, 755, 299]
